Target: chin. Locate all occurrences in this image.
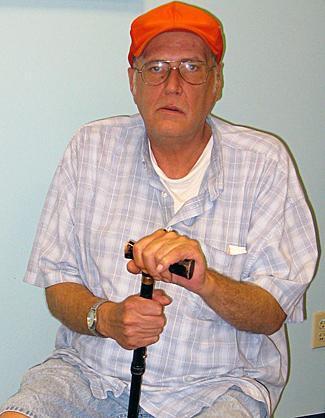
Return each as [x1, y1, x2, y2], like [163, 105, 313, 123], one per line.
[154, 126, 187, 141]
[153, 118, 188, 136]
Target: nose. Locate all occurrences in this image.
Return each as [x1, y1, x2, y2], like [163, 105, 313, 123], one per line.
[164, 66, 183, 94]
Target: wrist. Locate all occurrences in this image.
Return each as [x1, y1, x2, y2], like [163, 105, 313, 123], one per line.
[197, 269, 217, 300]
[95, 300, 113, 338]
[86, 299, 110, 337]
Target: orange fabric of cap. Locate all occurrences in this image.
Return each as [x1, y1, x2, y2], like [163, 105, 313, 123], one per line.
[128, 1, 224, 65]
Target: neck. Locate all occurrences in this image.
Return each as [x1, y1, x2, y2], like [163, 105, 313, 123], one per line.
[148, 122, 212, 179]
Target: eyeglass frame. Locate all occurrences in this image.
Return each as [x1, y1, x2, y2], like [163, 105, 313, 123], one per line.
[133, 59, 217, 86]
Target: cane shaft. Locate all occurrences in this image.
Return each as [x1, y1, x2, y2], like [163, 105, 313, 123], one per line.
[127, 273, 154, 418]
[128, 374, 142, 418]
[125, 236, 194, 418]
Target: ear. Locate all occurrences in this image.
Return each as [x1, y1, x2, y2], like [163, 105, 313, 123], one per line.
[128, 67, 136, 96]
[214, 62, 224, 102]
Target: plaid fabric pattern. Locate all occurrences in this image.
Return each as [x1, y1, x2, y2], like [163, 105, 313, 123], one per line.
[24, 114, 317, 417]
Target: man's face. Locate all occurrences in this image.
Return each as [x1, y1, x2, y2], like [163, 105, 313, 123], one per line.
[128, 31, 222, 145]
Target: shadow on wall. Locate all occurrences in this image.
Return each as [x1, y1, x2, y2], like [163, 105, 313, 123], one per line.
[0, 0, 144, 12]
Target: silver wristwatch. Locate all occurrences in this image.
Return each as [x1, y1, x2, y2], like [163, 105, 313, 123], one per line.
[86, 300, 108, 337]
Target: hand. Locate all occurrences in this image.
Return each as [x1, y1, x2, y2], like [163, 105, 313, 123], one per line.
[96, 289, 172, 350]
[126, 229, 208, 294]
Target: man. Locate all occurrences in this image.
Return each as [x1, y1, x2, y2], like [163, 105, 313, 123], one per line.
[0, 2, 317, 418]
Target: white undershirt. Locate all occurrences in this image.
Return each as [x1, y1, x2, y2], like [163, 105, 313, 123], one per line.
[149, 137, 213, 212]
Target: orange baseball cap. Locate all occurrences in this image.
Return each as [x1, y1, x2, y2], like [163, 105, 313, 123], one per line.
[128, 1, 224, 65]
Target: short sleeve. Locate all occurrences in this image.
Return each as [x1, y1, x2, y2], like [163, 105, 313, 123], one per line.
[24, 133, 83, 288]
[242, 150, 318, 322]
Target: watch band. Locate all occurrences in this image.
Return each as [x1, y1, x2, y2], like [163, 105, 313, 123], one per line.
[87, 300, 108, 337]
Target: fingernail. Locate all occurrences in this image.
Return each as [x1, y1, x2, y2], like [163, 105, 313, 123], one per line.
[157, 264, 164, 272]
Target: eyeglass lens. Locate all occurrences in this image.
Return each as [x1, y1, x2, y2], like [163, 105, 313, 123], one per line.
[141, 61, 210, 85]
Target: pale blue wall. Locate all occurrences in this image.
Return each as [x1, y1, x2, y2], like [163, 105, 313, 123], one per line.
[0, 1, 324, 417]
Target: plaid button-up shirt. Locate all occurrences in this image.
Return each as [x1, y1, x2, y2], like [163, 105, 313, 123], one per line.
[25, 114, 317, 417]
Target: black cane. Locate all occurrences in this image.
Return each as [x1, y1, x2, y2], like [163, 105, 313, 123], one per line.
[124, 240, 194, 418]
[127, 271, 154, 418]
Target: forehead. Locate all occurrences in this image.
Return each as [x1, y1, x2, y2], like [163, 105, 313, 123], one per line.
[141, 31, 211, 61]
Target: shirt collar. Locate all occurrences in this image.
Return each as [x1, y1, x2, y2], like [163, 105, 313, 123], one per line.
[140, 114, 224, 199]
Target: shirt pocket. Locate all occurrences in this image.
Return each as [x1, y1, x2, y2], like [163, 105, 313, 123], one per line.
[202, 239, 248, 280]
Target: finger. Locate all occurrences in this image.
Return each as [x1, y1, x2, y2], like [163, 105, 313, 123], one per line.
[126, 259, 141, 275]
[152, 289, 173, 306]
[137, 230, 180, 277]
[128, 296, 165, 317]
[132, 229, 167, 274]
[120, 310, 166, 336]
[146, 231, 195, 278]
[127, 318, 166, 333]
[123, 334, 161, 350]
[156, 238, 203, 275]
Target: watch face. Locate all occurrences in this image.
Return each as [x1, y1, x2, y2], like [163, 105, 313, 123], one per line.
[87, 309, 96, 329]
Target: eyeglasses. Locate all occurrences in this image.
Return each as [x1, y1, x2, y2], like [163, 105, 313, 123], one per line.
[134, 60, 216, 86]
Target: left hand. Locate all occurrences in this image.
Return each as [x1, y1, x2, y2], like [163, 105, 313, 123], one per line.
[126, 229, 208, 294]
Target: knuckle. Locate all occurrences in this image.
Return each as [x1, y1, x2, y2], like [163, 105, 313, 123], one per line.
[121, 313, 130, 326]
[124, 341, 136, 350]
[142, 247, 152, 261]
[167, 230, 178, 237]
[193, 238, 201, 249]
[132, 242, 142, 262]
[122, 328, 132, 339]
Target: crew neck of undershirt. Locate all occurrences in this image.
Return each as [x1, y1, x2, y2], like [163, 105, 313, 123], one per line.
[148, 137, 213, 212]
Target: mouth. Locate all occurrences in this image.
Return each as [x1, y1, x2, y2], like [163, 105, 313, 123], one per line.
[158, 105, 185, 115]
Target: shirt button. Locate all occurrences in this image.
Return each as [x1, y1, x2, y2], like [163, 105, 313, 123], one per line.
[161, 192, 167, 198]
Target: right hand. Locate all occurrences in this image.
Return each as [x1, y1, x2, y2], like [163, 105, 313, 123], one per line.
[96, 289, 172, 349]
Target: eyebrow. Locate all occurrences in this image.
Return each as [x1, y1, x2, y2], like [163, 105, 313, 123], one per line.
[145, 57, 206, 63]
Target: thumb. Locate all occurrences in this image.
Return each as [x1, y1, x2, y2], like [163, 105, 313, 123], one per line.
[126, 260, 141, 275]
[152, 289, 173, 306]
